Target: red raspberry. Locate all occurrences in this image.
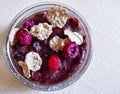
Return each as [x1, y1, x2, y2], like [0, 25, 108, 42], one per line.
[48, 55, 61, 72]
[16, 28, 32, 46]
[62, 42, 79, 59]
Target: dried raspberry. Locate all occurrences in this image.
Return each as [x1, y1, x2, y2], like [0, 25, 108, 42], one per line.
[62, 42, 79, 59]
[48, 55, 61, 72]
[23, 19, 34, 29]
[65, 18, 79, 31]
[72, 18, 79, 26]
[16, 28, 32, 46]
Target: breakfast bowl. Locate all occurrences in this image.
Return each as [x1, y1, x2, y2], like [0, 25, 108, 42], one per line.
[3, 1, 92, 91]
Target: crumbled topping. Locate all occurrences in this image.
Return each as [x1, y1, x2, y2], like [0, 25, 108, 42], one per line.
[18, 61, 31, 78]
[49, 36, 63, 52]
[25, 52, 42, 71]
[64, 29, 83, 45]
[61, 38, 70, 47]
[49, 35, 70, 52]
[9, 28, 19, 45]
[47, 6, 69, 28]
[30, 23, 52, 40]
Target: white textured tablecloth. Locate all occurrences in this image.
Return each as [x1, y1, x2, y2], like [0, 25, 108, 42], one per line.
[1, 0, 120, 94]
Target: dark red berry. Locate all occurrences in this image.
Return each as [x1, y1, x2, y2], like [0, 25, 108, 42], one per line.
[62, 42, 79, 59]
[65, 18, 80, 32]
[48, 55, 61, 72]
[72, 18, 79, 26]
[16, 28, 32, 46]
[23, 19, 34, 29]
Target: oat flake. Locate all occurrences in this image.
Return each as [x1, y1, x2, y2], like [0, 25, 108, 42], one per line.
[49, 35, 70, 52]
[47, 6, 69, 28]
[9, 28, 19, 45]
[18, 61, 31, 78]
[25, 52, 42, 72]
[64, 29, 83, 45]
[30, 23, 52, 40]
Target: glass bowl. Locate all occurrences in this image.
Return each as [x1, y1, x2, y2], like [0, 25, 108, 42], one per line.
[3, 1, 92, 91]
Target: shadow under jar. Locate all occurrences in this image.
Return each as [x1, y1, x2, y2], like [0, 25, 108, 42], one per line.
[4, 2, 92, 91]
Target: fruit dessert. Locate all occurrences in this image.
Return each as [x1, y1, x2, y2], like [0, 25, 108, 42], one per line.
[9, 6, 87, 85]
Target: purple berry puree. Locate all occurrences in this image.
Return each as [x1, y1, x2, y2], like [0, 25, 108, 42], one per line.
[11, 12, 87, 85]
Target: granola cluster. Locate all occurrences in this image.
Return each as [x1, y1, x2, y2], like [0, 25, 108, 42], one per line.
[47, 6, 69, 28]
[30, 23, 52, 40]
[49, 35, 70, 52]
[9, 28, 19, 45]
[64, 29, 83, 45]
[18, 52, 42, 78]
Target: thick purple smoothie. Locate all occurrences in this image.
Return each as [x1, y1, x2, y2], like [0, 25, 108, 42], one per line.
[11, 11, 87, 85]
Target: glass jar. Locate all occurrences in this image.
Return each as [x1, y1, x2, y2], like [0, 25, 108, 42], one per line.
[3, 1, 92, 91]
